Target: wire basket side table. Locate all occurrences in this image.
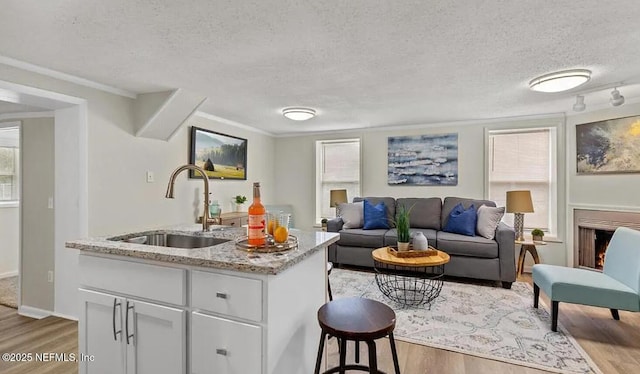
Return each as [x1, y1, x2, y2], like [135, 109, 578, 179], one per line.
[371, 247, 450, 308]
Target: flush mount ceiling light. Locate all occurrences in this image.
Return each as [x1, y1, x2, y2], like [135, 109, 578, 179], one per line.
[573, 95, 586, 112]
[282, 107, 316, 121]
[610, 88, 625, 106]
[529, 69, 591, 93]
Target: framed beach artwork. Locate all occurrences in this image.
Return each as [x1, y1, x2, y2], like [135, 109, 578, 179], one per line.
[576, 115, 640, 174]
[387, 133, 458, 185]
[189, 126, 247, 180]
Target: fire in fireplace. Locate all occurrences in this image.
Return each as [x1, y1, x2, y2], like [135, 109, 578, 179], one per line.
[594, 229, 614, 270]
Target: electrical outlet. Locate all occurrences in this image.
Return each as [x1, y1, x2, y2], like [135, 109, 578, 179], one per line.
[48, 270, 54, 283]
[146, 171, 154, 183]
[48, 197, 54, 209]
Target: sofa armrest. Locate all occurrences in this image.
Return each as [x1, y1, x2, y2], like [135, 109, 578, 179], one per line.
[495, 222, 516, 282]
[327, 217, 344, 232]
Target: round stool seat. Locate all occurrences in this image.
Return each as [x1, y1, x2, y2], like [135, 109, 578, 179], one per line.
[318, 297, 396, 341]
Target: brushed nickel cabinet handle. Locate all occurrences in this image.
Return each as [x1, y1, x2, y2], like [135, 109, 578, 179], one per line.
[112, 299, 122, 341]
[125, 301, 135, 345]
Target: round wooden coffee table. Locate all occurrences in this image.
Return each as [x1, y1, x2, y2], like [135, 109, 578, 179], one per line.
[371, 247, 450, 308]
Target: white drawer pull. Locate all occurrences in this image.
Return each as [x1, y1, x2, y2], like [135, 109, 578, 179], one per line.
[216, 348, 228, 356]
[216, 292, 228, 299]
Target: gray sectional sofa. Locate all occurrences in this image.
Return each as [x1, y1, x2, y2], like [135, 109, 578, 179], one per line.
[327, 196, 516, 288]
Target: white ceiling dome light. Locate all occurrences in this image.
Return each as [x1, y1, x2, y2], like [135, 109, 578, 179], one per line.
[529, 69, 591, 93]
[282, 107, 316, 121]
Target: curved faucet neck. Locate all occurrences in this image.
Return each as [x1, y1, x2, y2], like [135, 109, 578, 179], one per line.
[166, 164, 211, 231]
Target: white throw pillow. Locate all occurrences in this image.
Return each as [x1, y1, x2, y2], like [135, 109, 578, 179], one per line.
[476, 205, 505, 240]
[339, 201, 364, 229]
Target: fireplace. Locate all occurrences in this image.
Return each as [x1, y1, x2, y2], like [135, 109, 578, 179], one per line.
[574, 209, 640, 270]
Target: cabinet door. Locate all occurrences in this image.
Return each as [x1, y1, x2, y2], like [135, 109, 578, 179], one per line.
[78, 289, 125, 374]
[191, 312, 262, 374]
[126, 299, 186, 374]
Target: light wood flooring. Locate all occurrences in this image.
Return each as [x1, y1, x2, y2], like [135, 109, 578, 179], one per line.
[0, 274, 638, 373]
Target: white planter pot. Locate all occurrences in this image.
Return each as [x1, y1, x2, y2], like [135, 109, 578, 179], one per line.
[397, 242, 410, 252]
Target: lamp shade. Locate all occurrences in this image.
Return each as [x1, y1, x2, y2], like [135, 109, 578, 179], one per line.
[506, 190, 534, 213]
[329, 189, 348, 207]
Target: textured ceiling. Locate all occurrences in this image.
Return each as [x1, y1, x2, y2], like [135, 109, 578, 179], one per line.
[1, 1, 639, 134]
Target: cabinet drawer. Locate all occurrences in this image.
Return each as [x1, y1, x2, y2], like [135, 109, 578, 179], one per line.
[239, 216, 249, 226]
[221, 217, 241, 227]
[79, 255, 186, 305]
[191, 312, 262, 374]
[191, 270, 262, 322]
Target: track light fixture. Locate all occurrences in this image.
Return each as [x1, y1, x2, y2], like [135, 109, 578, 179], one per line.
[610, 88, 625, 107]
[573, 95, 586, 112]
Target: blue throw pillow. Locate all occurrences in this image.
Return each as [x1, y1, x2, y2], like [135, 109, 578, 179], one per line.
[443, 203, 477, 236]
[363, 200, 390, 230]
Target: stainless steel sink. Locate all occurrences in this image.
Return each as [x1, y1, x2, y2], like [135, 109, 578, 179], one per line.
[110, 233, 229, 249]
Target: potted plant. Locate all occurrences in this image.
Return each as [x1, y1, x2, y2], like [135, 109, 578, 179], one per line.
[396, 206, 411, 251]
[234, 195, 247, 212]
[531, 228, 544, 242]
[321, 218, 328, 231]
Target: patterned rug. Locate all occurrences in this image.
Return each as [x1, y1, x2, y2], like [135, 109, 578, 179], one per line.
[0, 276, 18, 309]
[330, 268, 602, 374]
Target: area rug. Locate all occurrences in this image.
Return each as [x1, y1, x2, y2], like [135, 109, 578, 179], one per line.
[330, 268, 602, 374]
[0, 276, 18, 309]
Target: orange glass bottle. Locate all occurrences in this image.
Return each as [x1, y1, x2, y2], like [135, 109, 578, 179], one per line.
[247, 182, 266, 246]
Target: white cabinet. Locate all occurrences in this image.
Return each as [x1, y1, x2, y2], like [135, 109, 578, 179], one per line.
[191, 312, 262, 374]
[79, 290, 125, 374]
[79, 289, 186, 374]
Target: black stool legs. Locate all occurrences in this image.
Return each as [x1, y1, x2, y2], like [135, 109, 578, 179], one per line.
[314, 332, 327, 374]
[314, 335, 401, 374]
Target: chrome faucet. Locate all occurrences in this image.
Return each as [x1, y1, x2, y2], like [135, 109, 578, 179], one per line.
[166, 164, 211, 231]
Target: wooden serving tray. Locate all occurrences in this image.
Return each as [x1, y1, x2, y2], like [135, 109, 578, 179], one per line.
[387, 246, 439, 258]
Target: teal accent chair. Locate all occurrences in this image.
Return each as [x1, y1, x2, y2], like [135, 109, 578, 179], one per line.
[533, 227, 640, 332]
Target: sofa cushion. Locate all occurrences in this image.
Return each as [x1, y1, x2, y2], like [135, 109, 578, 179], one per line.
[339, 201, 364, 229]
[363, 200, 390, 229]
[436, 231, 498, 258]
[338, 229, 387, 248]
[396, 197, 442, 230]
[443, 203, 477, 236]
[476, 205, 505, 240]
[384, 228, 437, 247]
[442, 197, 496, 228]
[354, 197, 396, 227]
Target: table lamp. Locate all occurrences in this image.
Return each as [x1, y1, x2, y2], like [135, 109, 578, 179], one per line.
[506, 190, 534, 241]
[329, 189, 348, 217]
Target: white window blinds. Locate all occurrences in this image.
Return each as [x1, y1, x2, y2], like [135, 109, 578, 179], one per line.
[488, 128, 554, 232]
[316, 139, 361, 222]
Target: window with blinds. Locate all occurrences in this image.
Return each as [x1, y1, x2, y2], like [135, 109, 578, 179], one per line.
[316, 139, 361, 222]
[0, 126, 19, 202]
[488, 128, 556, 234]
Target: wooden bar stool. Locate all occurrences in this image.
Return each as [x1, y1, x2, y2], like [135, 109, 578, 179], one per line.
[314, 297, 401, 374]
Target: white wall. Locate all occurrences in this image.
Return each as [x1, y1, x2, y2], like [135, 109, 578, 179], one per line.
[275, 116, 567, 267]
[21, 117, 55, 310]
[565, 101, 640, 266]
[0, 63, 275, 318]
[0, 206, 18, 278]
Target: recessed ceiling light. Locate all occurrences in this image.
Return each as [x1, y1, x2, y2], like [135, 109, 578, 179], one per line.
[282, 107, 316, 121]
[529, 69, 591, 93]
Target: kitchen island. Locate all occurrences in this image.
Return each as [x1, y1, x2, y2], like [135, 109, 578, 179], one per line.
[67, 225, 339, 374]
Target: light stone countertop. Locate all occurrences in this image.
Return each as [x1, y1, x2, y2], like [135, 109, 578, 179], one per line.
[66, 224, 340, 275]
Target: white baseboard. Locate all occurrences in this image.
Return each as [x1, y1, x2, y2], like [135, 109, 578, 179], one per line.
[0, 271, 18, 279]
[18, 305, 52, 319]
[53, 311, 78, 321]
